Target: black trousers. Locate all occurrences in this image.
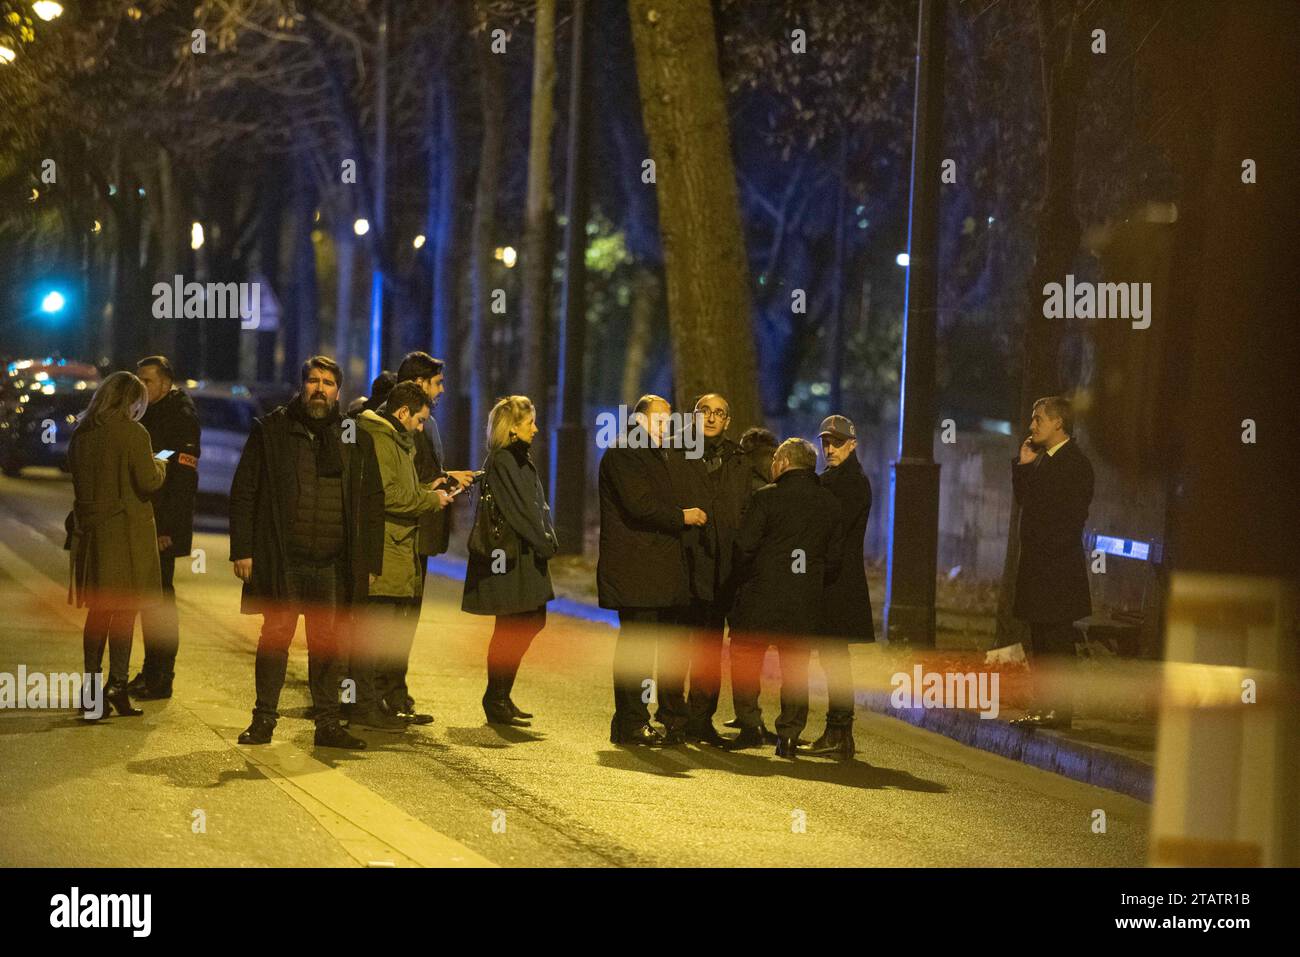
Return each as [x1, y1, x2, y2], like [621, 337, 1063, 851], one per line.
[613, 607, 686, 732]
[729, 634, 811, 740]
[83, 607, 137, 687]
[252, 561, 346, 728]
[1026, 621, 1079, 721]
[353, 598, 422, 712]
[655, 602, 726, 730]
[814, 637, 855, 726]
[485, 607, 547, 700]
[139, 555, 179, 685]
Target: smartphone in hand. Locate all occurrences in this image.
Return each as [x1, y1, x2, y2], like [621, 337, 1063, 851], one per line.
[156, 449, 175, 461]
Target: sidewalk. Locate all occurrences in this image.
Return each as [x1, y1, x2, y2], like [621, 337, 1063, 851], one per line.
[428, 552, 1156, 802]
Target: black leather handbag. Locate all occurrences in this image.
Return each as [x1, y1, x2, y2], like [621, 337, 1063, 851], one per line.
[467, 472, 519, 564]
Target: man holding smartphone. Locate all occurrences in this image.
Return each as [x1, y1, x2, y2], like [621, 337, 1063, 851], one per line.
[128, 356, 201, 700]
[392, 352, 475, 723]
[1010, 395, 1094, 730]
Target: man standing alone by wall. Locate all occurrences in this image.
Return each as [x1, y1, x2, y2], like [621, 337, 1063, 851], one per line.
[1010, 396, 1094, 730]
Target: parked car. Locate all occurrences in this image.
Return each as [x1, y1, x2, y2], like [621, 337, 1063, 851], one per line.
[187, 383, 262, 499]
[0, 358, 100, 477]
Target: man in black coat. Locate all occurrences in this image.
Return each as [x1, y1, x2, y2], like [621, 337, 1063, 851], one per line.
[393, 352, 475, 721]
[800, 414, 874, 759]
[598, 395, 708, 747]
[726, 439, 844, 758]
[229, 356, 385, 750]
[127, 356, 201, 700]
[659, 393, 757, 746]
[1010, 395, 1094, 730]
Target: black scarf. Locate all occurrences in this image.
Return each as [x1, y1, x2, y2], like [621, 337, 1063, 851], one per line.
[288, 395, 343, 477]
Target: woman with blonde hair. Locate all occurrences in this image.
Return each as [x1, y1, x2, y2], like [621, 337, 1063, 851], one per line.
[462, 395, 557, 726]
[66, 370, 168, 719]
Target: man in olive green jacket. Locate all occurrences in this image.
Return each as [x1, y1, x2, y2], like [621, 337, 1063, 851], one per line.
[351, 383, 451, 730]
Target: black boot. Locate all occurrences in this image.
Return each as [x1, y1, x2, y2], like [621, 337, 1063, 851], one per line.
[723, 725, 767, 751]
[314, 722, 367, 749]
[507, 698, 533, 720]
[105, 682, 143, 717]
[238, 715, 275, 745]
[484, 680, 530, 727]
[798, 724, 855, 760]
[775, 736, 799, 759]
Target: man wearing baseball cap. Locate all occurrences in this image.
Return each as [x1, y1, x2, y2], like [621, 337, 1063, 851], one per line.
[801, 414, 874, 759]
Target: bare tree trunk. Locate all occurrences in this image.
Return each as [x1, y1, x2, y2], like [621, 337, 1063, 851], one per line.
[428, 48, 465, 465]
[521, 0, 558, 484]
[288, 154, 319, 375]
[626, 0, 762, 431]
[521, 0, 557, 400]
[469, 1, 506, 466]
[994, 1, 1091, 645]
[621, 263, 660, 401]
[335, 227, 356, 371]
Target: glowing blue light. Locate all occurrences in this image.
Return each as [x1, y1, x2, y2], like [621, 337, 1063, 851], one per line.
[41, 291, 66, 313]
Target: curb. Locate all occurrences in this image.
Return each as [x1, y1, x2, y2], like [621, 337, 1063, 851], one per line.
[425, 554, 1154, 801]
[858, 690, 1154, 802]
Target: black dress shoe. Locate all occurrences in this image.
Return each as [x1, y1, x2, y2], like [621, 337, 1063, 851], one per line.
[132, 680, 172, 701]
[775, 736, 799, 759]
[723, 726, 767, 751]
[351, 708, 407, 732]
[314, 722, 367, 749]
[238, 716, 275, 745]
[685, 723, 729, 748]
[660, 727, 688, 746]
[484, 698, 531, 727]
[798, 725, 855, 760]
[392, 709, 435, 726]
[610, 719, 667, 747]
[722, 717, 741, 729]
[507, 698, 533, 720]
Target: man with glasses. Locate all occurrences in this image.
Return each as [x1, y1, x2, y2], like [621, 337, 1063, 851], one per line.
[658, 394, 752, 746]
[799, 414, 874, 759]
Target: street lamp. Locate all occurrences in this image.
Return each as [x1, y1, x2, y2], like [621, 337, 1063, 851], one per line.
[32, 2, 64, 22]
[353, 218, 370, 236]
[41, 290, 66, 314]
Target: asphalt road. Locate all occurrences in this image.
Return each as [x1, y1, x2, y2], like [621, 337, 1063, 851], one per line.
[0, 468, 1150, 867]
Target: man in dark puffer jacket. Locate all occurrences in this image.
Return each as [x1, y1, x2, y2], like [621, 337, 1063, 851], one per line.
[229, 356, 384, 750]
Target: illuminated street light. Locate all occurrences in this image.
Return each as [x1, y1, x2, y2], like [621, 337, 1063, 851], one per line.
[353, 218, 370, 236]
[501, 245, 517, 268]
[91, 220, 102, 235]
[191, 222, 205, 250]
[41, 291, 66, 313]
[896, 252, 910, 267]
[412, 234, 426, 250]
[32, 2, 65, 22]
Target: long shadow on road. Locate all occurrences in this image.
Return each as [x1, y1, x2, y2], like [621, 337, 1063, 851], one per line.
[596, 744, 948, 793]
